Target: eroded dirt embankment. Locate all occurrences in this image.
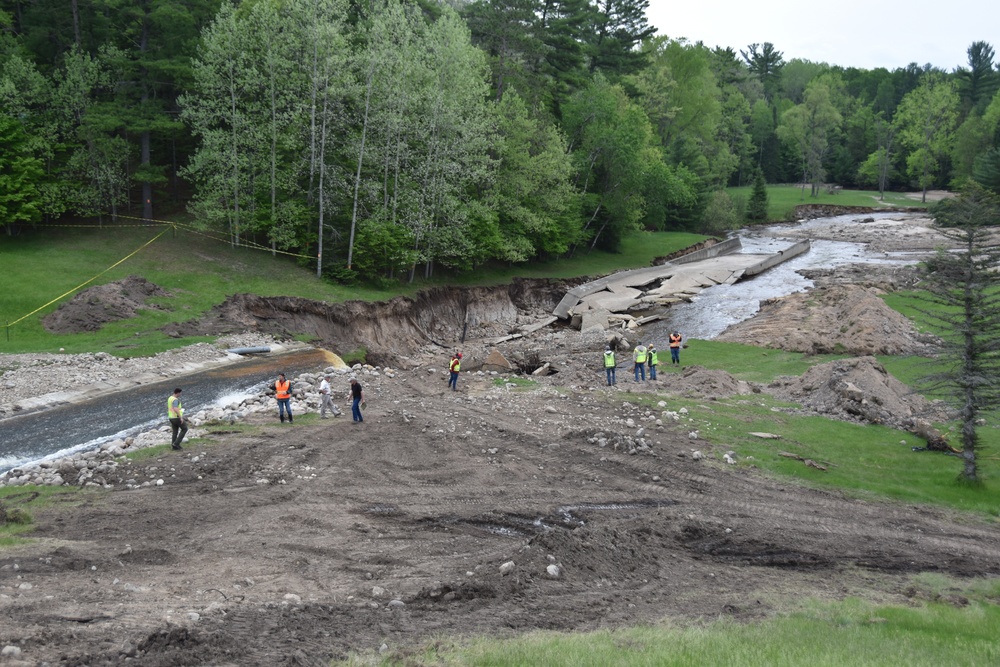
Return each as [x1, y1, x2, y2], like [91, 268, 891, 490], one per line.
[163, 279, 576, 366]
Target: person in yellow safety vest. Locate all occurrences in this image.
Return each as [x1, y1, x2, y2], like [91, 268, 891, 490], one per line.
[448, 352, 462, 391]
[167, 387, 187, 450]
[648, 344, 659, 380]
[633, 341, 647, 382]
[270, 372, 293, 423]
[603, 345, 617, 386]
[669, 332, 683, 365]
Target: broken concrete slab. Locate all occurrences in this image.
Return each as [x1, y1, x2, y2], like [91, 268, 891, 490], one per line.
[579, 308, 611, 333]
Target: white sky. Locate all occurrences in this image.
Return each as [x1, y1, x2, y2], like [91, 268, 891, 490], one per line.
[646, 1, 1000, 71]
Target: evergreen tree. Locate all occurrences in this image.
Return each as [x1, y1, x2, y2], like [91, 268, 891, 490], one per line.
[536, 0, 591, 115]
[462, 0, 544, 102]
[587, 0, 656, 78]
[740, 42, 784, 102]
[972, 148, 1000, 194]
[955, 41, 999, 115]
[746, 167, 768, 221]
[918, 184, 1000, 483]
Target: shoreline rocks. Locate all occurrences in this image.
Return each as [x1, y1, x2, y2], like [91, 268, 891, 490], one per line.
[0, 362, 392, 489]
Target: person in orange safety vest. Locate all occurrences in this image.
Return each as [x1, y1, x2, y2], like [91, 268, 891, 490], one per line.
[669, 332, 683, 365]
[270, 372, 293, 423]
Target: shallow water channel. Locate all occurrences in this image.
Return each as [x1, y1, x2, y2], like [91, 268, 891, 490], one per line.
[646, 212, 924, 342]
[0, 348, 334, 473]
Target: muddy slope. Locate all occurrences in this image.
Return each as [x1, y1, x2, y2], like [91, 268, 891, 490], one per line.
[164, 279, 574, 365]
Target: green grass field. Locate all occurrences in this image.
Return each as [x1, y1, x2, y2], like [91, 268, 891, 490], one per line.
[344, 584, 1000, 666]
[0, 224, 706, 356]
[727, 185, 926, 222]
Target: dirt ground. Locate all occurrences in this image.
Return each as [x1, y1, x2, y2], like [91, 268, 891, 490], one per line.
[42, 276, 171, 334]
[3, 210, 1000, 666]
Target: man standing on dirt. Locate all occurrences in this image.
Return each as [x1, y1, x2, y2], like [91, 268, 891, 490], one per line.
[669, 332, 683, 365]
[448, 352, 462, 391]
[603, 345, 617, 386]
[633, 342, 647, 382]
[271, 372, 293, 423]
[319, 375, 340, 418]
[348, 378, 366, 422]
[167, 387, 187, 450]
[648, 344, 659, 380]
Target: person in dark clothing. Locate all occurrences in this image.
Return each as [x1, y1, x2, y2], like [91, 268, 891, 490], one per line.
[348, 378, 366, 423]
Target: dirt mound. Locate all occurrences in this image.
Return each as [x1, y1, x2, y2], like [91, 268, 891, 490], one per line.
[42, 275, 171, 333]
[716, 285, 936, 356]
[767, 356, 949, 429]
[668, 365, 757, 399]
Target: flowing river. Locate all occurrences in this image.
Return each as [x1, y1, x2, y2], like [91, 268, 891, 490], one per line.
[0, 348, 337, 473]
[647, 212, 926, 342]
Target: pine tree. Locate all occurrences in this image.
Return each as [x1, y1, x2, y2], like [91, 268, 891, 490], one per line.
[746, 168, 768, 222]
[917, 183, 1000, 483]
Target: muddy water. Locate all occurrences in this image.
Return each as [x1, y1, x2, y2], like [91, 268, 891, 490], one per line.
[647, 212, 923, 342]
[0, 348, 337, 473]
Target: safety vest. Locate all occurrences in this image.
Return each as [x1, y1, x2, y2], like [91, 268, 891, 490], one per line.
[634, 346, 647, 364]
[670, 334, 682, 348]
[649, 350, 659, 366]
[167, 395, 183, 419]
[450, 358, 461, 373]
[604, 351, 616, 368]
[275, 379, 291, 400]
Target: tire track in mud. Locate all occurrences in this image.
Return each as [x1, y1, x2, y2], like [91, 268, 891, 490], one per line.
[361, 394, 998, 576]
[235, 401, 1000, 579]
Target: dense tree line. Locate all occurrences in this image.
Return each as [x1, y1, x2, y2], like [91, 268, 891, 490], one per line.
[2, 0, 1000, 280]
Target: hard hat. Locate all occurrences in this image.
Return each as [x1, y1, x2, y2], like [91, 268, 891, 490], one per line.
[457, 352, 463, 358]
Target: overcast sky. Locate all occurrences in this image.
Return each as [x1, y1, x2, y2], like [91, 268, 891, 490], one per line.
[646, 1, 1000, 71]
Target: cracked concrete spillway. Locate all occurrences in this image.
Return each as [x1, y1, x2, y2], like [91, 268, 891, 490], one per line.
[553, 238, 810, 332]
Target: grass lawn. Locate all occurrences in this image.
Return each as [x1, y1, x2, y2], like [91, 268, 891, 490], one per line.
[727, 185, 926, 222]
[348, 582, 1000, 666]
[0, 224, 708, 356]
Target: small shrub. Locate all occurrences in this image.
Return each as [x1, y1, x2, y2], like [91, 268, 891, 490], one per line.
[322, 265, 358, 286]
[701, 190, 740, 234]
[340, 347, 368, 366]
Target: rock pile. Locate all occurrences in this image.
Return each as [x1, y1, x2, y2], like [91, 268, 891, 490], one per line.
[766, 356, 950, 429]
